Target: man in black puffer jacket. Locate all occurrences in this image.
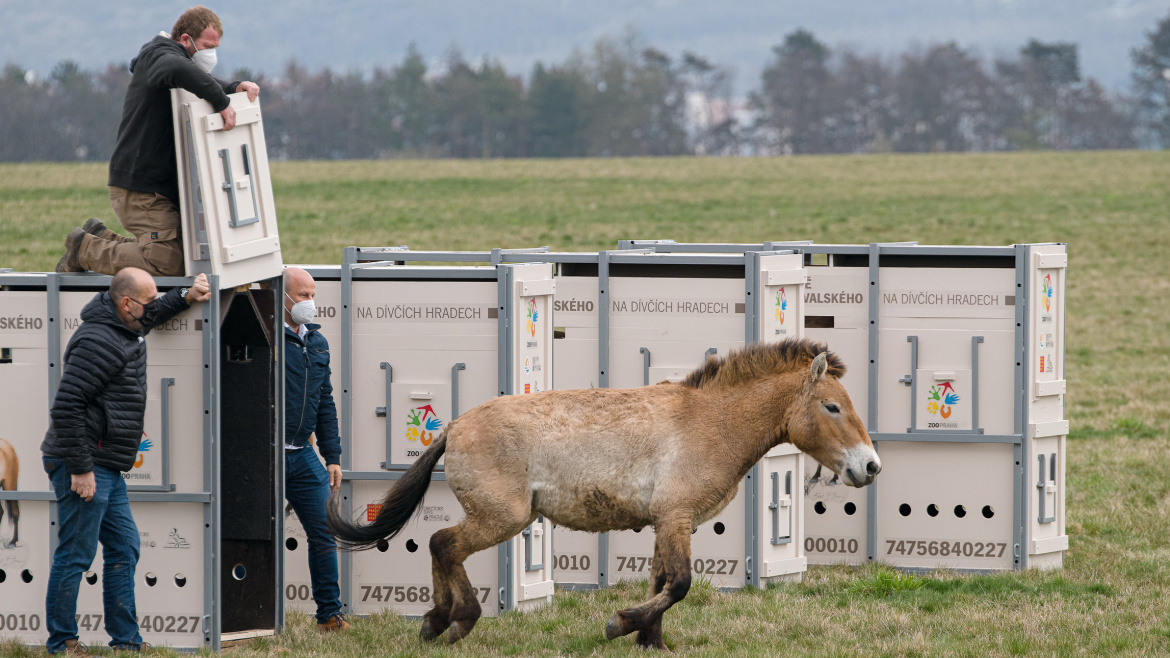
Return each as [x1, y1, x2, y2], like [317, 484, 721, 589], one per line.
[55, 6, 260, 277]
[40, 268, 211, 655]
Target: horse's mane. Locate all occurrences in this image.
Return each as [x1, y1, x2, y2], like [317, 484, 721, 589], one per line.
[679, 338, 846, 390]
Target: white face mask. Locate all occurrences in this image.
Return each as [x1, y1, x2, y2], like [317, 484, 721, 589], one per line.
[285, 292, 316, 325]
[190, 39, 217, 73]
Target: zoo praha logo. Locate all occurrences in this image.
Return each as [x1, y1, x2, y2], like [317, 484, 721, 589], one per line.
[774, 287, 788, 325]
[1041, 273, 1053, 313]
[406, 405, 443, 447]
[133, 434, 153, 469]
[526, 298, 539, 338]
[926, 382, 961, 426]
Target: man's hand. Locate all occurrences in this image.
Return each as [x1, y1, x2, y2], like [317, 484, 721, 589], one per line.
[72, 472, 95, 502]
[237, 81, 260, 102]
[220, 105, 237, 131]
[186, 273, 212, 304]
[327, 464, 342, 493]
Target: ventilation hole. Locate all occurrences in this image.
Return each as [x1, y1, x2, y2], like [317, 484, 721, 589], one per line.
[285, 537, 298, 551]
[405, 539, 419, 553]
[376, 539, 389, 552]
[843, 502, 856, 516]
[85, 571, 98, 585]
[0, 570, 6, 583]
[814, 501, 827, 515]
[899, 504, 912, 517]
[982, 505, 995, 519]
[175, 574, 187, 588]
[713, 522, 725, 535]
[231, 564, 246, 581]
[954, 505, 967, 518]
[927, 504, 939, 517]
[21, 569, 33, 583]
[633, 528, 642, 533]
[691, 527, 697, 535]
[145, 573, 157, 587]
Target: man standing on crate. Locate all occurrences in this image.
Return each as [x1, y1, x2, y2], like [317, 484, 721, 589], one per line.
[40, 268, 211, 655]
[283, 267, 351, 632]
[54, 6, 260, 276]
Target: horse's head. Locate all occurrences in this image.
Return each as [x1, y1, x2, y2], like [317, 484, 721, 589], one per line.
[787, 352, 880, 487]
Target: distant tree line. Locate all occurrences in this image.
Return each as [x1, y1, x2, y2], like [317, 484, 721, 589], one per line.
[4, 15, 1170, 162]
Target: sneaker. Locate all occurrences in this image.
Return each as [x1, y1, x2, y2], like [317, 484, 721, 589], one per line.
[55, 227, 86, 273]
[61, 639, 92, 656]
[112, 641, 151, 653]
[317, 614, 352, 632]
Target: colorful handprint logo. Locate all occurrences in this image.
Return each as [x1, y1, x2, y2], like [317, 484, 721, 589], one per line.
[405, 405, 443, 447]
[133, 434, 153, 469]
[526, 298, 539, 337]
[926, 382, 961, 419]
[774, 286, 788, 325]
[1041, 273, 1053, 313]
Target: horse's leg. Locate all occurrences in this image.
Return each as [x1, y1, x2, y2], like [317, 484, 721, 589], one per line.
[606, 513, 692, 650]
[635, 542, 667, 649]
[420, 527, 456, 641]
[426, 501, 533, 644]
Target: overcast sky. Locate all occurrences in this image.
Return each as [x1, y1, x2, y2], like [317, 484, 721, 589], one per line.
[2, 0, 1165, 93]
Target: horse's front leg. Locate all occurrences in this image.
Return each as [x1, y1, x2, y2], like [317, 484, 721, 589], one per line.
[605, 514, 692, 650]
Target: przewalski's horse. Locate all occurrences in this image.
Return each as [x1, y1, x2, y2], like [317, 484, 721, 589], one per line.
[0, 439, 20, 547]
[328, 338, 879, 649]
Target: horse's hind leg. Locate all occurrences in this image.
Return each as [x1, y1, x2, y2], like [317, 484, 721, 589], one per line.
[606, 513, 692, 650]
[420, 528, 456, 641]
[635, 542, 667, 649]
[426, 506, 533, 644]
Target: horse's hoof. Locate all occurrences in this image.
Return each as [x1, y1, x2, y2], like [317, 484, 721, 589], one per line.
[419, 623, 441, 642]
[447, 621, 467, 644]
[605, 613, 632, 640]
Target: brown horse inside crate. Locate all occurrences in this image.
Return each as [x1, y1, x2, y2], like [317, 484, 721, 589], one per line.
[328, 337, 879, 650]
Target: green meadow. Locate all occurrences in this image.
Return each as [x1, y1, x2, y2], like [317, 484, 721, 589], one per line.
[0, 151, 1167, 656]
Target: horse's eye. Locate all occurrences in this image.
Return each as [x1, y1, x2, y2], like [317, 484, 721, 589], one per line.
[824, 403, 840, 414]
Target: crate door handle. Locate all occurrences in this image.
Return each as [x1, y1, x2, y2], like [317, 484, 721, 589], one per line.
[376, 362, 393, 469]
[769, 471, 793, 545]
[1037, 453, 1056, 524]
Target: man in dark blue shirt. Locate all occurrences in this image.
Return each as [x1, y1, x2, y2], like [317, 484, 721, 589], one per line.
[282, 267, 350, 632]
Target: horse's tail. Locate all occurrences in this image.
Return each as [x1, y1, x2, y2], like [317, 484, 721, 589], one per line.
[327, 430, 447, 551]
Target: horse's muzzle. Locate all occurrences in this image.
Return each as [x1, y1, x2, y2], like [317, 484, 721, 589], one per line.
[840, 446, 881, 487]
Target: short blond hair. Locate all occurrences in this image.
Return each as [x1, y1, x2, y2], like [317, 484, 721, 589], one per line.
[171, 6, 223, 42]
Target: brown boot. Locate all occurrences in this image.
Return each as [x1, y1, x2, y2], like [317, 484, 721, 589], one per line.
[83, 217, 133, 243]
[317, 614, 352, 632]
[61, 638, 92, 656]
[112, 641, 152, 653]
[55, 228, 86, 273]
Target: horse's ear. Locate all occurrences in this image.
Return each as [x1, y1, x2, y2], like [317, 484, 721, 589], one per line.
[809, 353, 828, 384]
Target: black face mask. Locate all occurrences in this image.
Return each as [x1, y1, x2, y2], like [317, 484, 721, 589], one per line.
[130, 297, 161, 327]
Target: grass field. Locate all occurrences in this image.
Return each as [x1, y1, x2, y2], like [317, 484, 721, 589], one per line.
[1, 151, 1168, 656]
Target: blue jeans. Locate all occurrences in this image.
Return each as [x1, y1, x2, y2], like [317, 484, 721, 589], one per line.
[285, 447, 342, 623]
[43, 457, 143, 653]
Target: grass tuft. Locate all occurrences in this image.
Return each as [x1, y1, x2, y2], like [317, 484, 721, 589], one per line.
[846, 565, 925, 597]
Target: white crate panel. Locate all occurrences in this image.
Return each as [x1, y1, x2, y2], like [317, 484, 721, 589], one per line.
[550, 527, 599, 586]
[875, 442, 1014, 570]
